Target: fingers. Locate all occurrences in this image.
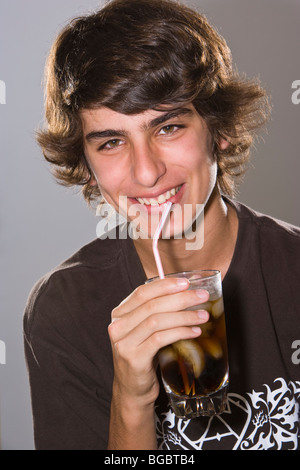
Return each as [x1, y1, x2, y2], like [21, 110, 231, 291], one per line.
[108, 280, 210, 401]
[112, 278, 209, 321]
[111, 310, 209, 378]
[114, 278, 191, 316]
[110, 283, 209, 341]
[112, 308, 209, 352]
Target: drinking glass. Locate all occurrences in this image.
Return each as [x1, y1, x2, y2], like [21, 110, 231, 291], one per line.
[147, 270, 229, 419]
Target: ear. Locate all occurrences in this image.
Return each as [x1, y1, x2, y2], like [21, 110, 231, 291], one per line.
[219, 138, 229, 150]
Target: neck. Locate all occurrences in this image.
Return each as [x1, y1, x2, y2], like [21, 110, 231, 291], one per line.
[133, 187, 238, 280]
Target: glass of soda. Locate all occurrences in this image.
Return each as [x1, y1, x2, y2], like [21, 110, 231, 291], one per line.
[148, 270, 229, 419]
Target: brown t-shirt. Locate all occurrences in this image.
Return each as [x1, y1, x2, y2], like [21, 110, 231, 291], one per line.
[23, 200, 300, 450]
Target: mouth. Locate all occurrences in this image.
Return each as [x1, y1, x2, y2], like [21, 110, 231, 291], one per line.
[134, 185, 183, 206]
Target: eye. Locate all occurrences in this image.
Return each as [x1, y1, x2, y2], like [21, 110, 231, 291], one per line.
[158, 124, 183, 136]
[98, 139, 123, 151]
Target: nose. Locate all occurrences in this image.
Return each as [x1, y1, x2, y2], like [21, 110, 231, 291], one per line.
[131, 141, 166, 187]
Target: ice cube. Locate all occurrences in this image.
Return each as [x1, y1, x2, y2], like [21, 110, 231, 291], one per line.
[158, 346, 177, 367]
[173, 340, 205, 378]
[201, 337, 223, 359]
[211, 298, 224, 319]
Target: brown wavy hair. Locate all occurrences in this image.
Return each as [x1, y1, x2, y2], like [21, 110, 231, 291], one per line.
[37, 0, 270, 204]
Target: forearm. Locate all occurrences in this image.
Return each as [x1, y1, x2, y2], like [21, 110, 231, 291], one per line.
[107, 391, 158, 450]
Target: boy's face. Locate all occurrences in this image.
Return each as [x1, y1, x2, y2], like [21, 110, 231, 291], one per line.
[81, 103, 224, 238]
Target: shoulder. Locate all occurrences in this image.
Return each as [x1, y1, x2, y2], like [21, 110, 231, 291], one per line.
[23, 236, 124, 338]
[229, 199, 300, 300]
[26, 236, 122, 303]
[230, 198, 300, 250]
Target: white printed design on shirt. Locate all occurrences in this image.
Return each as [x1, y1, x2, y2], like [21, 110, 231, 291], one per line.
[156, 378, 300, 450]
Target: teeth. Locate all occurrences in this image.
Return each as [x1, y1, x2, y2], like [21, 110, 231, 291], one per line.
[157, 194, 166, 204]
[136, 185, 181, 206]
[149, 198, 159, 205]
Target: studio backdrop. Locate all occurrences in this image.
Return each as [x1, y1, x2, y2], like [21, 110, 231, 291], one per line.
[0, 0, 299, 450]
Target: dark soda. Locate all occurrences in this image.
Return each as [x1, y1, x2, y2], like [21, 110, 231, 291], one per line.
[159, 297, 228, 398]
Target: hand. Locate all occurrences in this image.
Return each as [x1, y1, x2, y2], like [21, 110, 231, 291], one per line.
[108, 278, 210, 407]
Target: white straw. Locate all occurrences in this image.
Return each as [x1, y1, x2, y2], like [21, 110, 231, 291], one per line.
[152, 201, 172, 279]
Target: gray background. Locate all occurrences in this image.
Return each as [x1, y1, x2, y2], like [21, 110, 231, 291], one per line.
[0, 0, 299, 450]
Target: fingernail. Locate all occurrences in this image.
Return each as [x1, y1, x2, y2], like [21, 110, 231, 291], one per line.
[191, 326, 201, 334]
[176, 278, 190, 287]
[196, 289, 209, 300]
[197, 310, 208, 320]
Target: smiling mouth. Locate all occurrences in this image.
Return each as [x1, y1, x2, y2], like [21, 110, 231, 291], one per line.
[135, 185, 182, 206]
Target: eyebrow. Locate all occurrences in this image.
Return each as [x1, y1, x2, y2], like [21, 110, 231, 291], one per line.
[84, 107, 193, 143]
